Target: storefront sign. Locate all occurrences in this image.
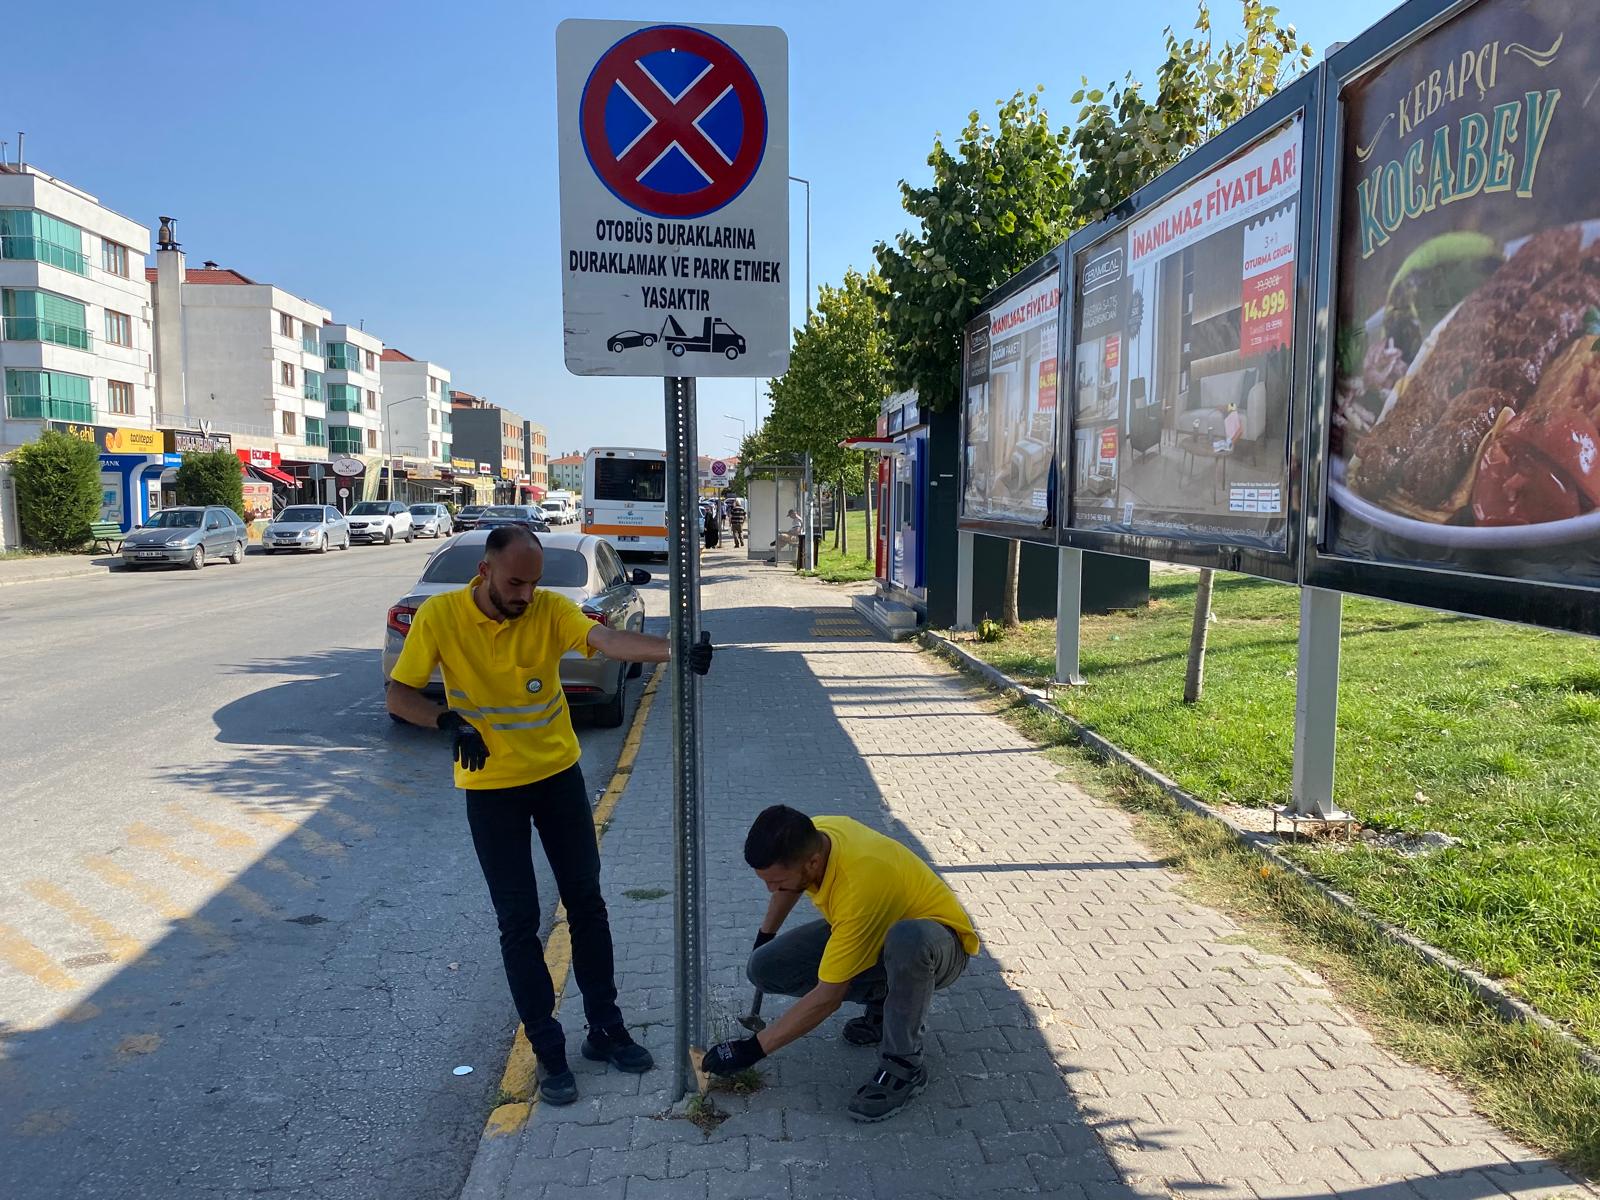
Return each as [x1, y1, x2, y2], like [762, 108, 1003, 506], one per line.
[1067, 116, 1304, 552]
[330, 456, 364, 477]
[168, 425, 233, 454]
[451, 457, 475, 472]
[959, 252, 1062, 538]
[237, 447, 281, 468]
[49, 421, 164, 455]
[1315, 0, 1600, 627]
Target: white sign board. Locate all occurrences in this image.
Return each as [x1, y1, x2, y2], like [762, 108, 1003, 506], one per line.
[557, 20, 790, 378]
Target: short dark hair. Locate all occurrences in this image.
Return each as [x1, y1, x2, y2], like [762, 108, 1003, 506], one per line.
[744, 805, 823, 869]
[485, 525, 541, 555]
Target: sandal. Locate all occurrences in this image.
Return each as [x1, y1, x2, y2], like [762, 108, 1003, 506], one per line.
[842, 1008, 883, 1046]
[846, 1054, 927, 1123]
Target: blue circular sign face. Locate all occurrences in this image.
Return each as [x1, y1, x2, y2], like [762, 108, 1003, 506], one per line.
[579, 25, 768, 220]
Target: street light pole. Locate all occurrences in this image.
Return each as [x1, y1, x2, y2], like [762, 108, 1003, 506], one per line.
[383, 394, 427, 501]
[788, 175, 811, 322]
[723, 414, 746, 450]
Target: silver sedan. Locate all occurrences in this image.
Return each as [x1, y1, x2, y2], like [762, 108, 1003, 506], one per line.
[262, 505, 351, 554]
[382, 530, 651, 728]
[408, 503, 454, 539]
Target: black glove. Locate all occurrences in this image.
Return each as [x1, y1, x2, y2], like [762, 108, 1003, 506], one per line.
[437, 710, 490, 772]
[753, 930, 775, 951]
[689, 632, 713, 676]
[701, 1036, 766, 1076]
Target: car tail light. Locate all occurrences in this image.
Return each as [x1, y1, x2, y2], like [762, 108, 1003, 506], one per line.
[584, 507, 594, 525]
[387, 604, 417, 636]
[582, 607, 607, 626]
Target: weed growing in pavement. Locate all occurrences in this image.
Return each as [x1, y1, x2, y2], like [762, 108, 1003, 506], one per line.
[681, 1092, 728, 1134]
[623, 887, 669, 901]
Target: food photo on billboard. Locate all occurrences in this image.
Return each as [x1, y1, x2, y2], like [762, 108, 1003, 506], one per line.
[959, 252, 1062, 540]
[1066, 114, 1308, 561]
[1321, 0, 1600, 619]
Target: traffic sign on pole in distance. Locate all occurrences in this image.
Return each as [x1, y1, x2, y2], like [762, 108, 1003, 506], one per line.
[557, 21, 789, 379]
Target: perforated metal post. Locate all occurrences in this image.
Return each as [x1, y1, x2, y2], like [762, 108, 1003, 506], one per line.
[1055, 547, 1085, 685]
[1290, 586, 1349, 820]
[665, 376, 707, 1100]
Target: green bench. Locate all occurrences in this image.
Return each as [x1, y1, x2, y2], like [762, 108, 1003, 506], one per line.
[88, 520, 124, 553]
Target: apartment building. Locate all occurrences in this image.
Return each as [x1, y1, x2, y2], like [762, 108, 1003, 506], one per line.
[148, 230, 332, 462]
[379, 349, 450, 464]
[320, 323, 383, 459]
[449, 390, 529, 500]
[525, 420, 548, 496]
[0, 158, 154, 451]
[548, 453, 584, 493]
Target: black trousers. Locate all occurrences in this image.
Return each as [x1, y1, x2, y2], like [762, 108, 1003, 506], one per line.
[464, 764, 621, 1059]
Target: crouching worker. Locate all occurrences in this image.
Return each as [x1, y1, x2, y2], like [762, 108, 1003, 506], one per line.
[700, 805, 979, 1122]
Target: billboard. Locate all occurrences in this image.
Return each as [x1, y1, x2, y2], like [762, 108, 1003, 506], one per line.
[959, 252, 1062, 540]
[1061, 77, 1320, 582]
[1309, 0, 1600, 634]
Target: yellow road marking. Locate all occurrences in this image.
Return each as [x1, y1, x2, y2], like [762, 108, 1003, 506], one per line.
[321, 808, 376, 838]
[483, 669, 664, 1139]
[0, 922, 76, 992]
[235, 807, 345, 857]
[80, 857, 232, 952]
[22, 881, 142, 964]
[165, 804, 257, 850]
[126, 824, 278, 919]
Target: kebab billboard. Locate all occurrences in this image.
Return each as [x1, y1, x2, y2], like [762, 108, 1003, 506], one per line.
[1061, 74, 1321, 582]
[1311, 0, 1600, 633]
[959, 250, 1062, 540]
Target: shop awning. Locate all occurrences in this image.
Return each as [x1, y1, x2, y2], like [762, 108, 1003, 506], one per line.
[840, 436, 901, 453]
[251, 464, 297, 487]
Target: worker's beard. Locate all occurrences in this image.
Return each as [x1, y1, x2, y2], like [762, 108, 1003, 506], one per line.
[486, 579, 528, 620]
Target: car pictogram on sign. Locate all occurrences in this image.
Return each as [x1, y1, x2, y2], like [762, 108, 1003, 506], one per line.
[607, 316, 746, 359]
[579, 25, 769, 220]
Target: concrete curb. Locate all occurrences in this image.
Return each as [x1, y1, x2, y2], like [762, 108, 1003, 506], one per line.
[0, 562, 106, 588]
[920, 629, 1600, 1076]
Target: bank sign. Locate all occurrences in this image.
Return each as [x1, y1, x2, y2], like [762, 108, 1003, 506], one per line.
[556, 20, 790, 378]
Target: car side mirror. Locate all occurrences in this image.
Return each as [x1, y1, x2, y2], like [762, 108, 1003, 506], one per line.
[631, 568, 651, 585]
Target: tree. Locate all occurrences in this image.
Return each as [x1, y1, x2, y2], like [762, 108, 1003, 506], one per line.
[175, 449, 245, 517]
[12, 430, 102, 550]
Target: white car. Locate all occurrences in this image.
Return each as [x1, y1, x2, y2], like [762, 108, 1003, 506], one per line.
[347, 500, 416, 544]
[408, 503, 453, 538]
[541, 499, 576, 525]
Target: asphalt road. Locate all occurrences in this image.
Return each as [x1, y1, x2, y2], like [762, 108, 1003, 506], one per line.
[0, 538, 658, 1199]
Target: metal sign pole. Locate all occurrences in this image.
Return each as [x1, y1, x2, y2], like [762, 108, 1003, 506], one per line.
[665, 375, 707, 1100]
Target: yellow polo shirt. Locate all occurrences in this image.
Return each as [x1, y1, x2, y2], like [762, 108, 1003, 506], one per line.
[808, 815, 980, 984]
[391, 581, 598, 789]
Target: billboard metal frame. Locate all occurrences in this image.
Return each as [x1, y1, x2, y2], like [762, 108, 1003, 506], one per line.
[1056, 68, 1325, 585]
[956, 246, 1066, 546]
[1302, 0, 1600, 637]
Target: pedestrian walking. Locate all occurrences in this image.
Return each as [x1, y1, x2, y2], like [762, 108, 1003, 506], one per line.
[700, 805, 978, 1123]
[727, 498, 746, 547]
[387, 525, 714, 1106]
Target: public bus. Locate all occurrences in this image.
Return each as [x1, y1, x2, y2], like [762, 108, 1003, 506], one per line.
[582, 447, 669, 557]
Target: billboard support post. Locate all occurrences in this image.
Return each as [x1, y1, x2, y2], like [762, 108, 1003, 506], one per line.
[955, 531, 975, 629]
[1288, 586, 1348, 822]
[665, 375, 707, 1101]
[1055, 547, 1085, 685]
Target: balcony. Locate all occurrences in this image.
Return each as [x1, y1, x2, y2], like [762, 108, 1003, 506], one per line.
[2, 316, 93, 351]
[305, 422, 328, 448]
[301, 330, 320, 354]
[329, 429, 364, 456]
[325, 345, 361, 373]
[0, 235, 90, 277]
[303, 380, 324, 403]
[6, 394, 94, 422]
[327, 384, 361, 413]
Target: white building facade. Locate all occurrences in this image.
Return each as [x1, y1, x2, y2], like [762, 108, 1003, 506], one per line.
[320, 323, 383, 460]
[378, 350, 451, 465]
[0, 162, 155, 451]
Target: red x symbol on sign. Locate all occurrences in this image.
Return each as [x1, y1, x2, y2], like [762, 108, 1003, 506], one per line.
[580, 25, 768, 220]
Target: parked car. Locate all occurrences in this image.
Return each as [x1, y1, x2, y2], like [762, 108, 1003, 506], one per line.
[476, 505, 551, 535]
[262, 505, 351, 554]
[120, 506, 247, 571]
[454, 505, 488, 531]
[541, 498, 576, 525]
[408, 502, 453, 539]
[347, 500, 416, 544]
[382, 531, 652, 727]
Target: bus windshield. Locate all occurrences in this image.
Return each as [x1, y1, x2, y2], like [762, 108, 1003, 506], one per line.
[593, 457, 665, 503]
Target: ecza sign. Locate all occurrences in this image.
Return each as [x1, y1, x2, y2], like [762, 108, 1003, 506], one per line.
[557, 20, 789, 378]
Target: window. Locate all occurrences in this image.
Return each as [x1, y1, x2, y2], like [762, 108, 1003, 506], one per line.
[304, 370, 324, 403]
[367, 428, 379, 450]
[325, 342, 359, 372]
[366, 389, 377, 411]
[431, 440, 439, 458]
[327, 383, 360, 411]
[428, 377, 438, 394]
[280, 361, 296, 387]
[365, 350, 375, 370]
[105, 309, 132, 347]
[3, 289, 92, 349]
[306, 417, 326, 447]
[330, 427, 361, 454]
[282, 410, 297, 436]
[279, 312, 293, 338]
[301, 325, 319, 353]
[101, 240, 130, 278]
[429, 408, 438, 426]
[0, 210, 88, 275]
[107, 380, 134, 415]
[4, 369, 93, 421]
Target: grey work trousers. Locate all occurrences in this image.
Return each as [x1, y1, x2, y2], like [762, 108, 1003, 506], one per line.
[747, 918, 968, 1064]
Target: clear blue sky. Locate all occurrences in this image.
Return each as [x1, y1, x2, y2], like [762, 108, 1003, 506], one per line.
[9, 0, 1401, 459]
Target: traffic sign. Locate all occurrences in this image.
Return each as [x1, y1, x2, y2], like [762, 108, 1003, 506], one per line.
[558, 20, 789, 378]
[710, 459, 728, 478]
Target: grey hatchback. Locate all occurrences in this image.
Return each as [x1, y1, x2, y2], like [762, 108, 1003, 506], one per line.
[120, 506, 247, 570]
[382, 530, 652, 727]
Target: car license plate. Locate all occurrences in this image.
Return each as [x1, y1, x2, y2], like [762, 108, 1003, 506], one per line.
[138, 551, 163, 558]
[618, 535, 639, 542]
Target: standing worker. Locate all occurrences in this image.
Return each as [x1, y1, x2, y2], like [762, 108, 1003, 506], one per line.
[700, 805, 978, 1122]
[387, 525, 714, 1105]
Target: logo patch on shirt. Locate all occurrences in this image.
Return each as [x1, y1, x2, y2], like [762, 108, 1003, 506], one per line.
[525, 678, 543, 694]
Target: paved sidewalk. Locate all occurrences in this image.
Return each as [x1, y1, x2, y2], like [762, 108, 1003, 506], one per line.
[0, 552, 112, 587]
[465, 547, 1595, 1200]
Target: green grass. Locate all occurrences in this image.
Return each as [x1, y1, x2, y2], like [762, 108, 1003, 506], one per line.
[801, 509, 875, 583]
[623, 887, 668, 901]
[958, 570, 1600, 1047]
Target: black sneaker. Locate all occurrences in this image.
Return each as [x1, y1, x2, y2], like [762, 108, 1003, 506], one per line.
[581, 1024, 655, 1074]
[537, 1062, 578, 1106]
[842, 1010, 883, 1046]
